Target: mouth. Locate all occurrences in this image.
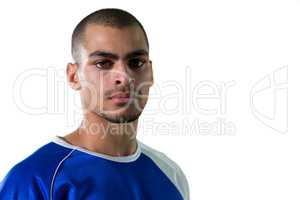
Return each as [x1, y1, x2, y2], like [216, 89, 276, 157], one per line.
[109, 92, 132, 104]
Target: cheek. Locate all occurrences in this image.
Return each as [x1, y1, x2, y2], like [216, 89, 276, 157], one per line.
[135, 68, 152, 90]
[135, 77, 152, 95]
[84, 70, 110, 93]
[80, 74, 106, 103]
[134, 84, 150, 110]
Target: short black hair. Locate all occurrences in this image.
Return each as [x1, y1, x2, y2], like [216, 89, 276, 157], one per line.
[71, 8, 149, 63]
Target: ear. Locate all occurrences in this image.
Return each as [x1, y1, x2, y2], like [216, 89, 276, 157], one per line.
[66, 62, 81, 90]
[148, 60, 154, 87]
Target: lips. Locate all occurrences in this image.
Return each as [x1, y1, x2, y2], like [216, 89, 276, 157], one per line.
[110, 92, 132, 104]
[110, 92, 130, 99]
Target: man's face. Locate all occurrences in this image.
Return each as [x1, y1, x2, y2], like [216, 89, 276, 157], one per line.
[74, 24, 153, 123]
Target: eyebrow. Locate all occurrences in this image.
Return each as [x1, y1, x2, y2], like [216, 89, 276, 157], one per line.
[88, 49, 149, 60]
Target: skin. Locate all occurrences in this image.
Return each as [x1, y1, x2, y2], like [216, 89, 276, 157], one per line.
[64, 24, 153, 156]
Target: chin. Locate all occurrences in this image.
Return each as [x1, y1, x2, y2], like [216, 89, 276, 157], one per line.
[95, 107, 141, 123]
[103, 112, 140, 124]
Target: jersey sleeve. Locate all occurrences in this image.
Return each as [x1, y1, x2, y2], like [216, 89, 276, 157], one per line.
[0, 164, 47, 200]
[159, 152, 190, 200]
[174, 163, 190, 200]
[139, 141, 190, 200]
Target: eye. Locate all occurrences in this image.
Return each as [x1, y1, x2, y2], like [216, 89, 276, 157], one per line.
[95, 60, 114, 69]
[128, 58, 146, 70]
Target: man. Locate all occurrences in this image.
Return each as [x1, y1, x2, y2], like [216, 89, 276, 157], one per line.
[0, 8, 189, 200]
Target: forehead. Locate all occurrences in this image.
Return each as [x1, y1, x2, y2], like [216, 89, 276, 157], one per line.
[82, 24, 148, 55]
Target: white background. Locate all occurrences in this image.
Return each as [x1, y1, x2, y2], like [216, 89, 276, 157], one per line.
[0, 0, 299, 199]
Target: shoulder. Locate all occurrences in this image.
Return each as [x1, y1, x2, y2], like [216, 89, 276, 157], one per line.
[139, 141, 190, 200]
[0, 141, 73, 199]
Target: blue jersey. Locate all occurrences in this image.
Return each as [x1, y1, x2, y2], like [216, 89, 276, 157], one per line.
[0, 136, 189, 200]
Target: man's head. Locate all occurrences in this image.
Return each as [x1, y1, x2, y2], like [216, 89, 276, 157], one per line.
[71, 8, 149, 64]
[66, 8, 153, 124]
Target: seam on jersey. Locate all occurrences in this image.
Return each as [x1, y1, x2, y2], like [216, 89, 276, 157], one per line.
[141, 153, 183, 196]
[49, 148, 76, 200]
[139, 146, 186, 200]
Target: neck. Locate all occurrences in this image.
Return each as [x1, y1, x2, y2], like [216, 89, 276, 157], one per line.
[64, 111, 138, 157]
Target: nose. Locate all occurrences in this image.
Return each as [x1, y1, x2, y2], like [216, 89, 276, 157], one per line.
[113, 62, 134, 86]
